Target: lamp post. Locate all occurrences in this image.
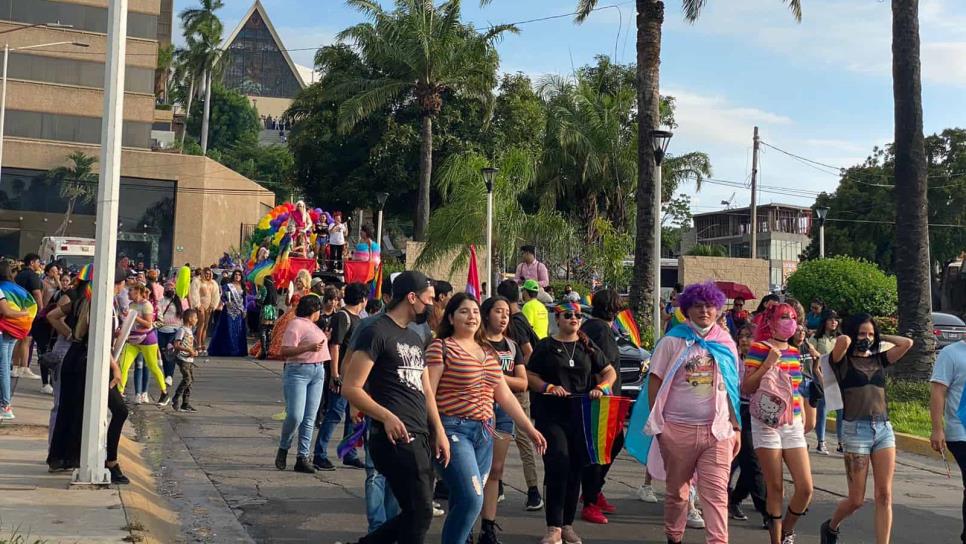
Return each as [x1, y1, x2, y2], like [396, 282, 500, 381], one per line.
[815, 206, 830, 258]
[376, 192, 388, 254]
[650, 129, 672, 341]
[481, 167, 498, 298]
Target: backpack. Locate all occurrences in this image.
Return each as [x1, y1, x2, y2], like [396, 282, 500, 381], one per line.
[750, 348, 794, 428]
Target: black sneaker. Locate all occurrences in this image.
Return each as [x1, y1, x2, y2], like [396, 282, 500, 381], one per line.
[525, 487, 544, 511]
[761, 515, 770, 530]
[181, 404, 197, 413]
[275, 448, 288, 471]
[294, 456, 317, 474]
[313, 458, 336, 471]
[729, 502, 748, 521]
[343, 457, 365, 469]
[820, 520, 839, 544]
[498, 480, 505, 502]
[156, 391, 170, 407]
[107, 463, 129, 485]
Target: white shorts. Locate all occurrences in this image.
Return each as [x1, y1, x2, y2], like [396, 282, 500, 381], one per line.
[751, 417, 807, 450]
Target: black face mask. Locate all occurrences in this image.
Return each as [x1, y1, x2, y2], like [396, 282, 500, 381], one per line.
[855, 338, 873, 352]
[413, 304, 434, 325]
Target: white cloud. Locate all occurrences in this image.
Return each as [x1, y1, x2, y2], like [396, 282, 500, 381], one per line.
[665, 89, 793, 147]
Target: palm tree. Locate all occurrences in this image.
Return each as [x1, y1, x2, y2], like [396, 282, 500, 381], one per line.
[575, 0, 801, 319]
[46, 152, 98, 236]
[156, 43, 175, 103]
[890, 0, 935, 377]
[331, 0, 516, 241]
[179, 0, 224, 155]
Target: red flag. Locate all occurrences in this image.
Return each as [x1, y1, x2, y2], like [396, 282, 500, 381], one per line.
[466, 245, 482, 302]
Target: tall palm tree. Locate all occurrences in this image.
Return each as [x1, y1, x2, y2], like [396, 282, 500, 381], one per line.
[174, 40, 205, 150]
[156, 43, 175, 102]
[575, 0, 801, 319]
[891, 0, 935, 377]
[331, 0, 516, 241]
[46, 152, 98, 236]
[179, 0, 224, 155]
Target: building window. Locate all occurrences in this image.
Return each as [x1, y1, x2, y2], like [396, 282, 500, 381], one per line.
[4, 110, 152, 148]
[222, 10, 302, 98]
[6, 52, 155, 94]
[0, 0, 158, 40]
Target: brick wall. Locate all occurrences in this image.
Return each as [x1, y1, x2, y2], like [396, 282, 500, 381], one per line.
[678, 256, 770, 304]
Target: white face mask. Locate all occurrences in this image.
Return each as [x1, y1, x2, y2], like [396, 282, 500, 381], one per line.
[693, 323, 714, 336]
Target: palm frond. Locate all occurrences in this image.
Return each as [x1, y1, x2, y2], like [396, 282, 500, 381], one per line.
[336, 80, 411, 133]
[574, 0, 598, 22]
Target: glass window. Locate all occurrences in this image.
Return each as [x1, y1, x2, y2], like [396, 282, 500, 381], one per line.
[4, 110, 151, 148]
[222, 9, 302, 98]
[6, 52, 155, 94]
[0, 0, 157, 40]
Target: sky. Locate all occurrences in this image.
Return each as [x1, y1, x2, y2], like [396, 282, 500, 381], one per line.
[175, 0, 966, 216]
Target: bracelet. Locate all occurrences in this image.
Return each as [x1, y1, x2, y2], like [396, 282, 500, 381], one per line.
[596, 384, 612, 396]
[543, 383, 555, 394]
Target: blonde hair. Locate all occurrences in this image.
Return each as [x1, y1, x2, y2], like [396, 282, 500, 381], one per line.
[295, 270, 312, 292]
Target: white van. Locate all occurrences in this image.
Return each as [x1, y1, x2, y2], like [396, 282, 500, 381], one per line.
[39, 237, 96, 269]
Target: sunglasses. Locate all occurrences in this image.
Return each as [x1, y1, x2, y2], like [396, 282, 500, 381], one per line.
[560, 311, 583, 320]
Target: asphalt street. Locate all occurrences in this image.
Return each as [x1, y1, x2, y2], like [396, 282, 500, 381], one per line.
[134, 356, 965, 543]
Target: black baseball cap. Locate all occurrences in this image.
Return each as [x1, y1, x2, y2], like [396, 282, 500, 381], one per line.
[391, 271, 432, 300]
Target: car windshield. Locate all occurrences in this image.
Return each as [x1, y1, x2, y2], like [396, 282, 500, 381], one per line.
[57, 255, 94, 269]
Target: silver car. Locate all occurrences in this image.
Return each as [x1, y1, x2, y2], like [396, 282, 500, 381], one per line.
[934, 312, 966, 351]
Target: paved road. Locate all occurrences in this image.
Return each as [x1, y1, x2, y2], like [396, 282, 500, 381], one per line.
[135, 357, 964, 543]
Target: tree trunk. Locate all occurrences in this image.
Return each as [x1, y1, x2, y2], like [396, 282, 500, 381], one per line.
[891, 0, 936, 378]
[414, 113, 433, 241]
[57, 198, 75, 237]
[201, 68, 213, 155]
[628, 0, 664, 328]
[180, 78, 195, 151]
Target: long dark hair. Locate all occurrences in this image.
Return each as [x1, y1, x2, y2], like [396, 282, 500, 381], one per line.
[0, 260, 14, 281]
[816, 310, 841, 339]
[590, 288, 621, 321]
[842, 313, 881, 356]
[435, 292, 486, 346]
[480, 295, 511, 336]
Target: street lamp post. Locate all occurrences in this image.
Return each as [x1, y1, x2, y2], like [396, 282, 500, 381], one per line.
[815, 206, 830, 258]
[650, 129, 672, 342]
[481, 167, 498, 299]
[376, 192, 388, 255]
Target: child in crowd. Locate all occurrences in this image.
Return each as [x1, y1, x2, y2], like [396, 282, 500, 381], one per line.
[171, 309, 199, 412]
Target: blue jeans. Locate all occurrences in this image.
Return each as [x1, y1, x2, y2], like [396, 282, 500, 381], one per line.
[841, 418, 896, 455]
[279, 363, 325, 457]
[0, 334, 15, 408]
[437, 415, 494, 544]
[313, 387, 360, 463]
[157, 330, 177, 379]
[814, 398, 827, 443]
[364, 428, 400, 532]
[133, 353, 149, 395]
[836, 409, 844, 445]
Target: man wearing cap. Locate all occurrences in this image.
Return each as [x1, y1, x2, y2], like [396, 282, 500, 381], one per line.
[521, 279, 549, 340]
[342, 270, 450, 544]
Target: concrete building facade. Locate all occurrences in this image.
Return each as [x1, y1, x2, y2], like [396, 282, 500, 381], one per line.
[0, 0, 275, 270]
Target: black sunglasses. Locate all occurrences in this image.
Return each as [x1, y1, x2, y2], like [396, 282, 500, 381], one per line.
[561, 311, 583, 320]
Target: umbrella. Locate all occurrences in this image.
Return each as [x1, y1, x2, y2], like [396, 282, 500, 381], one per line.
[714, 281, 755, 300]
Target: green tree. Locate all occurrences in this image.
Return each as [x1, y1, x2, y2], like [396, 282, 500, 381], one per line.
[179, 0, 225, 154]
[187, 84, 259, 153]
[217, 136, 294, 202]
[687, 244, 728, 257]
[575, 0, 801, 322]
[45, 152, 98, 236]
[330, 0, 515, 240]
[490, 73, 546, 155]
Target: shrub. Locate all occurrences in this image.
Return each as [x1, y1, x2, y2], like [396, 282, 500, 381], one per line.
[786, 256, 897, 317]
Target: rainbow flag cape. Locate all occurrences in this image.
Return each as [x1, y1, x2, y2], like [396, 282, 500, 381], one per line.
[613, 309, 641, 348]
[581, 293, 593, 307]
[369, 263, 384, 300]
[576, 396, 633, 465]
[0, 280, 37, 340]
[337, 418, 369, 460]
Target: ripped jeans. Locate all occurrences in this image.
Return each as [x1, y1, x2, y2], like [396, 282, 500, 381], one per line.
[436, 415, 494, 544]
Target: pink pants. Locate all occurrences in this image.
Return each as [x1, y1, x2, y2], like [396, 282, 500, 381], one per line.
[657, 421, 735, 544]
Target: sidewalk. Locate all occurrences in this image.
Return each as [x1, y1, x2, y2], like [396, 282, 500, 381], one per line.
[0, 379, 178, 544]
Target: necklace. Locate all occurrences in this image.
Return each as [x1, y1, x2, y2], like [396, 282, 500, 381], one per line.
[557, 337, 578, 367]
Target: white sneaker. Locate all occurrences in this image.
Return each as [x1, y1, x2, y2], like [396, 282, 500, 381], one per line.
[687, 508, 706, 529]
[134, 394, 143, 405]
[432, 501, 444, 517]
[165, 376, 173, 386]
[20, 367, 41, 379]
[637, 484, 658, 503]
[0, 406, 14, 420]
[10, 366, 21, 378]
[40, 384, 54, 395]
[143, 393, 153, 404]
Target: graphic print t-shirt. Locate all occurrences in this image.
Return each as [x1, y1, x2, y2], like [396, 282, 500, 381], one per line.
[353, 314, 429, 435]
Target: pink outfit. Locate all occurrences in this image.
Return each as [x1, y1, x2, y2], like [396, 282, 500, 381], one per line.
[514, 260, 549, 287]
[658, 422, 734, 544]
[661, 347, 717, 424]
[282, 317, 330, 363]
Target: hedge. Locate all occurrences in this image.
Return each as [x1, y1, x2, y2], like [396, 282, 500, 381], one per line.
[786, 256, 898, 317]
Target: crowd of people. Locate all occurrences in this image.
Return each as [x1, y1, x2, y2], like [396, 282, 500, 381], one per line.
[2, 241, 966, 544]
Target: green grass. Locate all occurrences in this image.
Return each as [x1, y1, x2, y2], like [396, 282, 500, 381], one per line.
[887, 378, 931, 438]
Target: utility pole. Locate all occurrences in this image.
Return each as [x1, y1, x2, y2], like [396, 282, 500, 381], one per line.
[750, 126, 760, 259]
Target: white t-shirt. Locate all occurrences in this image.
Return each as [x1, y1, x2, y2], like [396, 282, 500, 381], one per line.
[328, 223, 347, 245]
[930, 341, 966, 442]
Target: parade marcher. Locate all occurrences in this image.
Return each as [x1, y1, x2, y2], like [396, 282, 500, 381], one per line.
[342, 271, 449, 544]
[46, 266, 130, 482]
[820, 314, 913, 544]
[313, 282, 368, 471]
[427, 280, 453, 332]
[495, 279, 543, 510]
[33, 263, 63, 393]
[515, 245, 549, 289]
[809, 310, 841, 454]
[639, 281, 741, 544]
[354, 224, 380, 265]
[929, 339, 966, 543]
[0, 260, 35, 419]
[527, 303, 617, 544]
[742, 303, 813, 544]
[328, 212, 348, 272]
[207, 270, 248, 357]
[257, 277, 279, 360]
[274, 295, 330, 474]
[171, 309, 200, 412]
[13, 253, 43, 379]
[118, 284, 169, 406]
[426, 292, 546, 544]
[579, 288, 625, 525]
[267, 270, 312, 360]
[805, 298, 825, 333]
[520, 280, 549, 340]
[477, 295, 531, 544]
[190, 268, 219, 356]
[157, 284, 183, 385]
[728, 324, 768, 527]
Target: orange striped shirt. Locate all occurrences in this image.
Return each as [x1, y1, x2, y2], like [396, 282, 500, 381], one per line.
[426, 337, 504, 421]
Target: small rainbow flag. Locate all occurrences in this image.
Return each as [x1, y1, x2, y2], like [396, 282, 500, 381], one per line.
[576, 396, 633, 465]
[613, 309, 641, 348]
[581, 293, 593, 307]
[0, 280, 37, 340]
[337, 418, 368, 460]
[369, 262, 383, 300]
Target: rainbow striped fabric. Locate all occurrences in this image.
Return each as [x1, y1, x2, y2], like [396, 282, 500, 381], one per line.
[613, 309, 641, 348]
[744, 341, 804, 418]
[0, 280, 37, 340]
[577, 395, 633, 465]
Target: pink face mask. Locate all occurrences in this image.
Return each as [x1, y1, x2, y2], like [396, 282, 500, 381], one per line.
[773, 317, 798, 340]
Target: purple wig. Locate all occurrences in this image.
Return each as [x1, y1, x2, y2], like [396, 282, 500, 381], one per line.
[677, 281, 727, 315]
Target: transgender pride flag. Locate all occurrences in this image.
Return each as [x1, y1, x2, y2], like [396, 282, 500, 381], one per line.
[466, 245, 482, 302]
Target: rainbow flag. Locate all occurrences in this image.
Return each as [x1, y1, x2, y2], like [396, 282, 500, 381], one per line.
[0, 280, 37, 340]
[576, 396, 633, 465]
[369, 262, 383, 300]
[613, 309, 641, 348]
[337, 418, 368, 460]
[667, 306, 686, 332]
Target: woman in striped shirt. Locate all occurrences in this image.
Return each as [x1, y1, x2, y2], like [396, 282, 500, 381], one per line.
[426, 292, 546, 544]
[742, 303, 813, 544]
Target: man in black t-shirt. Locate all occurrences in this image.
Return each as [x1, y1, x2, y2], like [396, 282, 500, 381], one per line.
[342, 271, 448, 544]
[13, 253, 43, 379]
[312, 282, 367, 471]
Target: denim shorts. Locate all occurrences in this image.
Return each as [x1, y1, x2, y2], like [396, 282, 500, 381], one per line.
[493, 403, 514, 435]
[841, 418, 895, 455]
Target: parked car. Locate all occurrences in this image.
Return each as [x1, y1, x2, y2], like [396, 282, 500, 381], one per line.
[933, 312, 966, 350]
